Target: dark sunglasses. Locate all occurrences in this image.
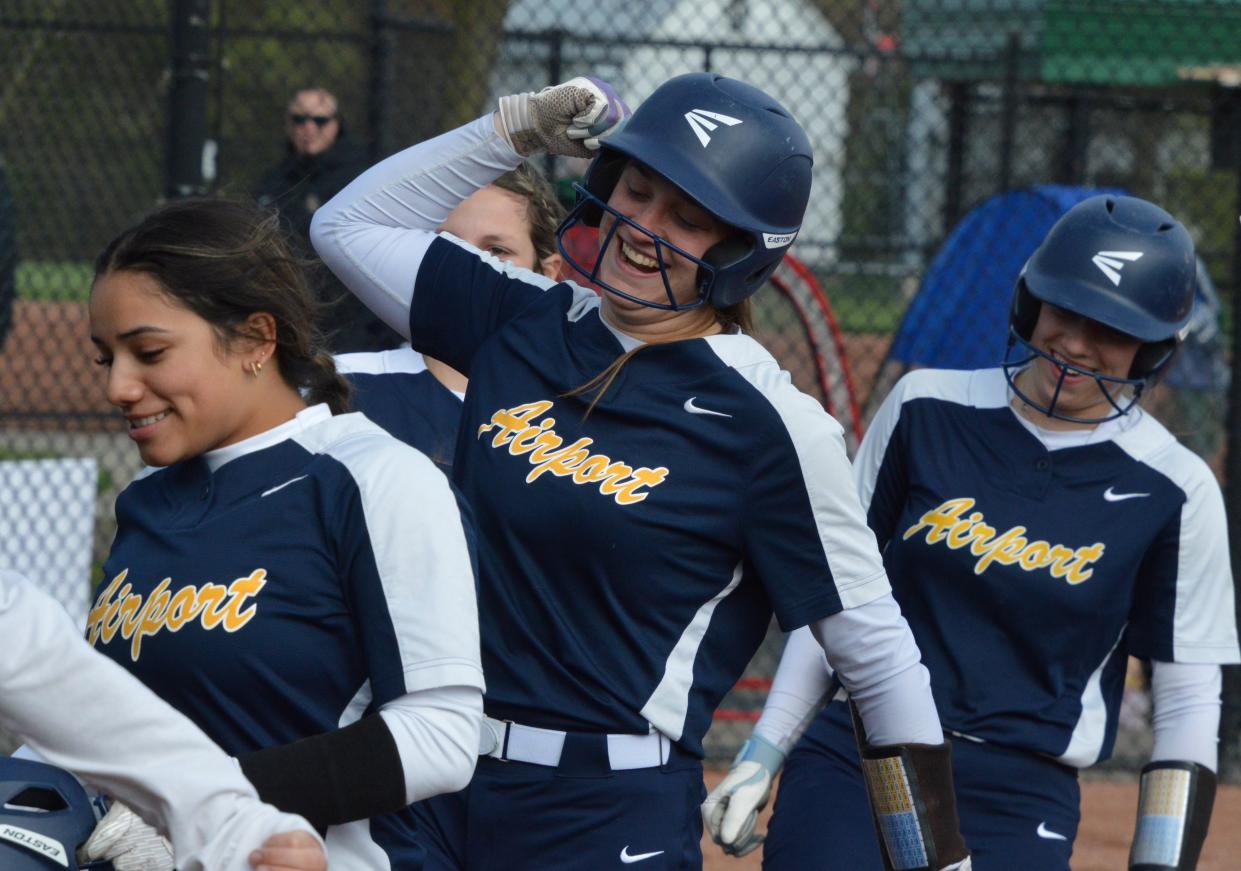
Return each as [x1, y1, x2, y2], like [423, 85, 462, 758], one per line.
[288, 113, 335, 127]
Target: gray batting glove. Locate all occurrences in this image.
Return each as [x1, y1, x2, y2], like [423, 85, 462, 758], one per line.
[496, 76, 630, 158]
[79, 800, 174, 871]
[701, 734, 786, 858]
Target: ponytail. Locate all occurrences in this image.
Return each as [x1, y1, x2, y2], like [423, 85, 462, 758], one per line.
[289, 349, 352, 415]
[563, 344, 647, 419]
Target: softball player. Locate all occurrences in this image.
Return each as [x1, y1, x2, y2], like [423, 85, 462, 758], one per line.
[0, 569, 323, 871]
[708, 196, 1240, 870]
[84, 198, 484, 870]
[335, 163, 565, 473]
[312, 73, 970, 870]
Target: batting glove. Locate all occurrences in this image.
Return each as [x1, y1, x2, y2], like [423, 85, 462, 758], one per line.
[701, 734, 785, 857]
[79, 799, 174, 871]
[497, 76, 629, 158]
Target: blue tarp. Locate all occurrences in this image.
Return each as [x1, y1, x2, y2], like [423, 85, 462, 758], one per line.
[889, 185, 1224, 391]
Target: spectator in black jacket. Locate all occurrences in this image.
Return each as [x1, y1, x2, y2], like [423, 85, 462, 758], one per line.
[256, 88, 403, 352]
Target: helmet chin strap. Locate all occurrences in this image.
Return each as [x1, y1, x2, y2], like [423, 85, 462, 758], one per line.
[557, 184, 716, 312]
[1003, 332, 1144, 425]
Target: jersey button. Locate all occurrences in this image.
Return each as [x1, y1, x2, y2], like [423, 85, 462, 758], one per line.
[1035, 458, 1050, 471]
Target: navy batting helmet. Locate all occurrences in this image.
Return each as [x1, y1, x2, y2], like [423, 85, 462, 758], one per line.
[556, 72, 813, 310]
[1005, 194, 1196, 422]
[0, 758, 112, 870]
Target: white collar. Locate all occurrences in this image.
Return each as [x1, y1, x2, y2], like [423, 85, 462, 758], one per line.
[203, 404, 331, 472]
[598, 308, 646, 353]
[1006, 393, 1140, 451]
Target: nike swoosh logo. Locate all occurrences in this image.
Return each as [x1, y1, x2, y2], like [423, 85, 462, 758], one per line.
[1103, 486, 1150, 502]
[620, 846, 665, 863]
[683, 397, 732, 418]
[1037, 821, 1067, 841]
[261, 475, 309, 498]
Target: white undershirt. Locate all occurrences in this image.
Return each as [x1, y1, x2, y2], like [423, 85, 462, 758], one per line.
[756, 600, 943, 752]
[1150, 660, 1221, 770]
[1008, 400, 1137, 450]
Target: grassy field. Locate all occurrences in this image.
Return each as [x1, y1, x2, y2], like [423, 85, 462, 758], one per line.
[15, 259, 911, 332]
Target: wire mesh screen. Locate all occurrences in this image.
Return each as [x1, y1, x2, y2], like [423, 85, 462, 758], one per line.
[0, 1, 1238, 774]
[0, 0, 162, 631]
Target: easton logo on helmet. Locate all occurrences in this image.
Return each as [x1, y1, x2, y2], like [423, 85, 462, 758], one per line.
[0, 824, 68, 864]
[762, 231, 798, 249]
[683, 109, 742, 147]
[1090, 250, 1143, 286]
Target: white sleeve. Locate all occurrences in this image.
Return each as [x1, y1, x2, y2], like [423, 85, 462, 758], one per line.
[1149, 660, 1222, 771]
[851, 373, 907, 512]
[810, 593, 944, 746]
[1165, 460, 1239, 664]
[0, 570, 320, 871]
[752, 625, 834, 752]
[379, 684, 483, 803]
[317, 427, 485, 697]
[309, 114, 523, 337]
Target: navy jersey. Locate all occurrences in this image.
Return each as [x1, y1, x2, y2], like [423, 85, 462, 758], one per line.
[408, 236, 890, 756]
[88, 406, 483, 867]
[336, 348, 463, 476]
[858, 368, 1240, 766]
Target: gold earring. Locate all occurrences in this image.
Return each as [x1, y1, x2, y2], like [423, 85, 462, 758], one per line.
[249, 360, 263, 378]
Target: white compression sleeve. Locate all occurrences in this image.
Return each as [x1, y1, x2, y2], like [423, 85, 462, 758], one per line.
[1150, 660, 1222, 771]
[753, 625, 834, 752]
[310, 114, 523, 337]
[810, 593, 944, 746]
[378, 684, 483, 803]
[0, 570, 319, 871]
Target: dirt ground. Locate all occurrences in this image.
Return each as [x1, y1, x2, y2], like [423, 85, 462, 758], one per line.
[701, 768, 1241, 870]
[0, 300, 113, 425]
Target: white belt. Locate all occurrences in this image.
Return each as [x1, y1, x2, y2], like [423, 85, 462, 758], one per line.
[479, 715, 671, 770]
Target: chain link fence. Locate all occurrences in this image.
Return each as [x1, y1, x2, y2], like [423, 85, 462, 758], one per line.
[2, 0, 1240, 772]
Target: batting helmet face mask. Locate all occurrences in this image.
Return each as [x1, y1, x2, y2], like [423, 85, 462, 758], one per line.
[556, 72, 813, 311]
[1004, 194, 1196, 423]
[0, 757, 112, 870]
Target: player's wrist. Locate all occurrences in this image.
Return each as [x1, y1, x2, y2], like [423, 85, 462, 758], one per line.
[495, 92, 536, 154]
[734, 733, 786, 774]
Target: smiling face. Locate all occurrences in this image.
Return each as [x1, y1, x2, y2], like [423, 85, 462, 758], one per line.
[1017, 302, 1143, 426]
[596, 162, 729, 313]
[89, 270, 276, 467]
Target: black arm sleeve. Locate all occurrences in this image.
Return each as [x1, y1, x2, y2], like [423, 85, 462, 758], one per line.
[237, 714, 407, 831]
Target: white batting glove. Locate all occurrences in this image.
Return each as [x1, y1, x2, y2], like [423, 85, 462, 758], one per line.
[942, 859, 973, 871]
[79, 800, 174, 871]
[497, 76, 629, 157]
[701, 734, 785, 858]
